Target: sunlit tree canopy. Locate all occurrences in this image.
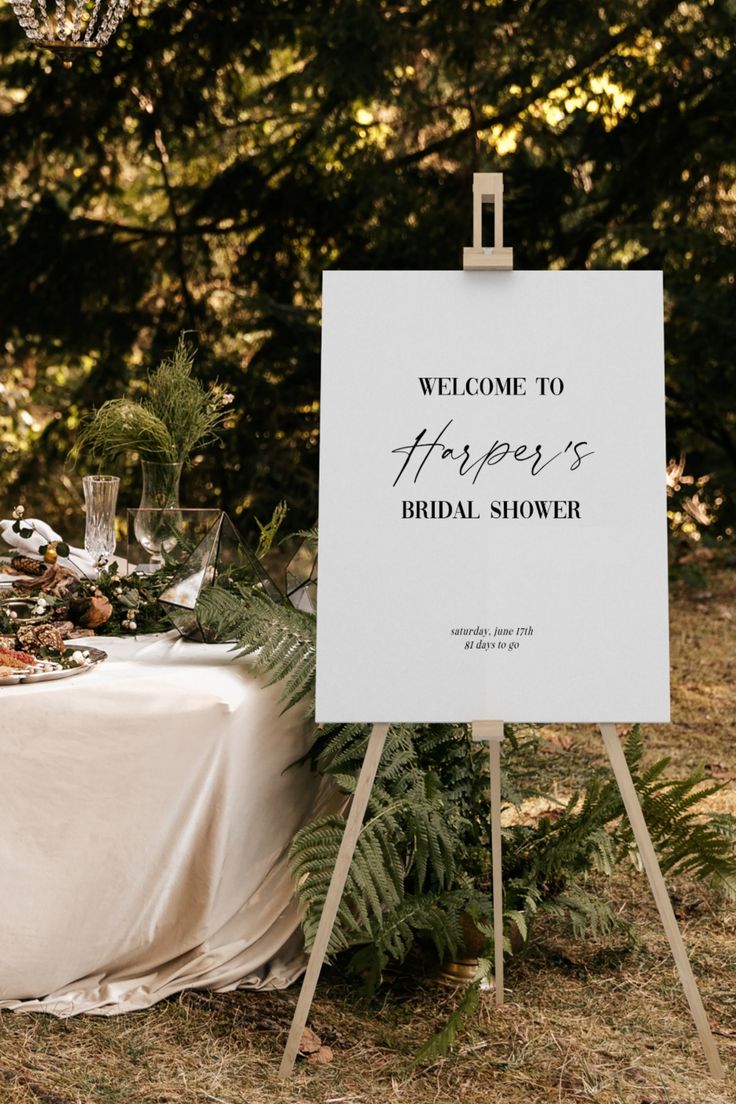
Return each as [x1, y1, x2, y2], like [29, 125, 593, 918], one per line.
[0, 0, 734, 538]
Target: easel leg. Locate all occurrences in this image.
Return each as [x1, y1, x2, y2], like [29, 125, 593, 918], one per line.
[489, 736, 504, 1006]
[599, 724, 724, 1079]
[472, 720, 505, 1006]
[279, 722, 389, 1079]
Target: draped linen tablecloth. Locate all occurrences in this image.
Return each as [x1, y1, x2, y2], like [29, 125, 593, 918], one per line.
[0, 632, 330, 1017]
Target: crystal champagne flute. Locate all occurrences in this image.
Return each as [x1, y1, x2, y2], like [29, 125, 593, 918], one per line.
[83, 475, 120, 568]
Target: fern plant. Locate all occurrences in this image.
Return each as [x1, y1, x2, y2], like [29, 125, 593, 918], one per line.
[196, 573, 736, 1058]
[199, 583, 316, 711]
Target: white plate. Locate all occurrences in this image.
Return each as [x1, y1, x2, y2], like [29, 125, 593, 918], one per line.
[0, 670, 24, 685]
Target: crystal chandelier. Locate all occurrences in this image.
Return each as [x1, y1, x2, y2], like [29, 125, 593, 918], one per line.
[9, 1, 131, 58]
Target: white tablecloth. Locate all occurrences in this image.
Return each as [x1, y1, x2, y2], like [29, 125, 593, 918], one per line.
[0, 632, 330, 1016]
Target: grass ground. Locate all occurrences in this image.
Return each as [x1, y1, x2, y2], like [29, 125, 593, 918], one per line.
[1, 566, 734, 1104]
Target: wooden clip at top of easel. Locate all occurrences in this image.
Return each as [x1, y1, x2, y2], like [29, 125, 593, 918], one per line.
[463, 172, 513, 271]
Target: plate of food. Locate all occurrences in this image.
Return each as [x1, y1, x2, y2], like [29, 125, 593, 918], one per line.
[0, 636, 107, 685]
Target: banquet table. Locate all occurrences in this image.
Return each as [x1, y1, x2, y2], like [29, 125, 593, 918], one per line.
[0, 631, 333, 1016]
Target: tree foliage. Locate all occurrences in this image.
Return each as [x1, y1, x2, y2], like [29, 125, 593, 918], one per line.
[0, 0, 734, 534]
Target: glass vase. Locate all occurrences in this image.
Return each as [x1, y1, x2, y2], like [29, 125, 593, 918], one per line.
[133, 460, 183, 566]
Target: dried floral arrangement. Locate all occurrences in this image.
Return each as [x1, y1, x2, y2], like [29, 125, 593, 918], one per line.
[73, 333, 233, 466]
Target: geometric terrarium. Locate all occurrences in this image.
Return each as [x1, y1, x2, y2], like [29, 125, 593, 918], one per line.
[125, 508, 221, 572]
[284, 527, 318, 613]
[158, 512, 282, 641]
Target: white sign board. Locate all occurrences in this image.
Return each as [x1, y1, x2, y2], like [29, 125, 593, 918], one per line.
[316, 271, 670, 724]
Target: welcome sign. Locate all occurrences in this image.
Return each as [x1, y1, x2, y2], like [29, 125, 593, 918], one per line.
[315, 270, 670, 724]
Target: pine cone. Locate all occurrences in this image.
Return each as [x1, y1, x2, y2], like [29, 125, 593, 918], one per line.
[9, 555, 46, 577]
[16, 624, 67, 655]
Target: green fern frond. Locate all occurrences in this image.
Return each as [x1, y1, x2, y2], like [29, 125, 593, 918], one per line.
[303, 723, 372, 772]
[197, 584, 316, 711]
[415, 982, 482, 1062]
[542, 879, 625, 939]
[255, 500, 288, 559]
[616, 729, 736, 896]
[623, 726, 646, 771]
[290, 810, 406, 956]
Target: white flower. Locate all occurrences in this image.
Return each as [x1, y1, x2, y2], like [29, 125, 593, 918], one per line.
[128, 620, 137, 631]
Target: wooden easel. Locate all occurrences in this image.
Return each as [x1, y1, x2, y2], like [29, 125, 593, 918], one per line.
[279, 721, 389, 1077]
[278, 174, 725, 1081]
[463, 173, 513, 1011]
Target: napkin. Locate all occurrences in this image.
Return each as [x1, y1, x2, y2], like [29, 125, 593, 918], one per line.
[0, 517, 99, 578]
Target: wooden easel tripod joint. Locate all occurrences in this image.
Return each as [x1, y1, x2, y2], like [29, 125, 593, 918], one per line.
[278, 173, 725, 1081]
